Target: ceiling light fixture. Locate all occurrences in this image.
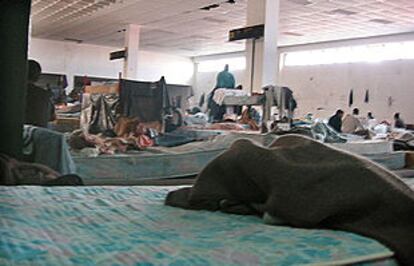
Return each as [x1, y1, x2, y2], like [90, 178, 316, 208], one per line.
[288, 0, 314, 6]
[63, 38, 83, 43]
[282, 31, 304, 36]
[200, 4, 220, 11]
[200, 0, 236, 11]
[326, 8, 358, 16]
[203, 17, 227, 24]
[369, 18, 394, 24]
[190, 35, 211, 40]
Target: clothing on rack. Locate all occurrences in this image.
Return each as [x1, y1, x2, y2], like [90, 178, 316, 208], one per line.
[119, 77, 170, 123]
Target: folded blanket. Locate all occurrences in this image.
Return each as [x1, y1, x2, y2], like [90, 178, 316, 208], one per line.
[165, 135, 414, 265]
[212, 88, 248, 105]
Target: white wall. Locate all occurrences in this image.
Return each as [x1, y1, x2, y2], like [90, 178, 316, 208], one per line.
[279, 60, 414, 124]
[28, 38, 194, 91]
[279, 33, 414, 124]
[137, 51, 194, 85]
[193, 33, 414, 123]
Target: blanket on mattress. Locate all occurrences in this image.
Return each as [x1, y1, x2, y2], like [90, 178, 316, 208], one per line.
[0, 186, 396, 266]
[165, 135, 414, 265]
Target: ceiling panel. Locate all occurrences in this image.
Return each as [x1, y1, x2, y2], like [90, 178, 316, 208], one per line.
[31, 0, 414, 57]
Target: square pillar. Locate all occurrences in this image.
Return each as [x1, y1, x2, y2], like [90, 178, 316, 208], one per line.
[245, 0, 280, 92]
[123, 24, 140, 80]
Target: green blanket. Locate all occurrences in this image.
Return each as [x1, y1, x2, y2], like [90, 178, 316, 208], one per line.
[0, 186, 395, 266]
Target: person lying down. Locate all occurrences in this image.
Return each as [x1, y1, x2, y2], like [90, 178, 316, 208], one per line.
[165, 135, 414, 266]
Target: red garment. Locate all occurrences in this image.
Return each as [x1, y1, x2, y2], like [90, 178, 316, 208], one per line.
[136, 135, 154, 149]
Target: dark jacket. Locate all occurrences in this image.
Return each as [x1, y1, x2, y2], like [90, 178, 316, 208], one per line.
[395, 118, 406, 129]
[328, 114, 342, 133]
[207, 88, 225, 122]
[25, 84, 55, 128]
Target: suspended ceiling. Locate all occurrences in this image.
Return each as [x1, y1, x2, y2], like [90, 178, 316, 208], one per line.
[31, 0, 414, 57]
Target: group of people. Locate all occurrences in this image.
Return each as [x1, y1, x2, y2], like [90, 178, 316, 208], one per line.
[328, 108, 406, 134]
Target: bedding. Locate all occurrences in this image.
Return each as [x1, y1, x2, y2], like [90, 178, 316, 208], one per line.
[73, 132, 408, 185]
[166, 135, 414, 265]
[73, 134, 279, 184]
[0, 186, 396, 266]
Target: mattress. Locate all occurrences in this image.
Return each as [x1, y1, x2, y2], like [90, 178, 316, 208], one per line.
[0, 186, 396, 266]
[74, 139, 405, 185]
[329, 140, 393, 155]
[73, 149, 222, 185]
[73, 133, 279, 185]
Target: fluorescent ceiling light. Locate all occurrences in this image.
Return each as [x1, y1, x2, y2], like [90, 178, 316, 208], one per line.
[369, 18, 394, 24]
[282, 31, 304, 36]
[288, 0, 314, 6]
[326, 9, 358, 16]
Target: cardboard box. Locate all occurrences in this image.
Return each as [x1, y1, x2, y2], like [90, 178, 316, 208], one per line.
[84, 84, 119, 94]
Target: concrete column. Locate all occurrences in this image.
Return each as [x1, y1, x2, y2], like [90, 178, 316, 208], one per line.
[262, 0, 280, 86]
[123, 24, 140, 79]
[245, 0, 280, 92]
[0, 0, 31, 159]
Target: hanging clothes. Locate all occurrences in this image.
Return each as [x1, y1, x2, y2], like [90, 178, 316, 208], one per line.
[198, 93, 205, 108]
[364, 89, 369, 103]
[80, 93, 119, 134]
[348, 89, 354, 107]
[166, 84, 193, 111]
[207, 87, 226, 122]
[388, 96, 394, 107]
[119, 77, 170, 122]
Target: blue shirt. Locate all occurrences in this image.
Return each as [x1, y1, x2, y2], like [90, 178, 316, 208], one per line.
[216, 70, 235, 89]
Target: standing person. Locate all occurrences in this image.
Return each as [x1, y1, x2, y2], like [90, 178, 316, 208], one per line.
[215, 64, 235, 89]
[209, 65, 236, 121]
[328, 109, 344, 133]
[342, 108, 364, 134]
[25, 60, 55, 127]
[394, 113, 406, 129]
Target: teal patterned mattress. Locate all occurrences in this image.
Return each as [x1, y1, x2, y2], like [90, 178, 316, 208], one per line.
[0, 186, 396, 266]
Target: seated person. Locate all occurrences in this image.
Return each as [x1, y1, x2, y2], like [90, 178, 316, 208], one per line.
[184, 107, 208, 126]
[328, 109, 344, 132]
[394, 112, 406, 129]
[25, 60, 55, 127]
[366, 112, 378, 129]
[342, 108, 364, 134]
[367, 112, 374, 120]
[165, 107, 183, 132]
[239, 107, 260, 131]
